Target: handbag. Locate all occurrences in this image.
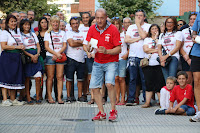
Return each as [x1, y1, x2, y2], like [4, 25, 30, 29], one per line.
[50, 32, 67, 63]
[157, 45, 172, 66]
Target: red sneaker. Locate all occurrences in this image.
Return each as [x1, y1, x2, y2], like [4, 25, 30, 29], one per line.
[108, 110, 118, 121]
[92, 111, 106, 121]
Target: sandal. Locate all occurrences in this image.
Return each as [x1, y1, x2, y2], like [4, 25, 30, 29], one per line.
[27, 101, 34, 105]
[47, 99, 55, 104]
[36, 100, 42, 104]
[88, 99, 94, 104]
[58, 100, 64, 104]
[117, 102, 125, 105]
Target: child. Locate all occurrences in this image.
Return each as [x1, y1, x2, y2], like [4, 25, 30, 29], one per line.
[160, 76, 177, 109]
[155, 71, 196, 116]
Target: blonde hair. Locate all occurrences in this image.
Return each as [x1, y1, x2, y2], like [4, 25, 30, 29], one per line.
[166, 76, 176, 83]
[47, 15, 60, 33]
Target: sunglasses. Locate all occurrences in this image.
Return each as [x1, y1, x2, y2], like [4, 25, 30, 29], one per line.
[177, 23, 183, 26]
[22, 18, 29, 21]
[71, 17, 78, 19]
[136, 9, 145, 13]
[152, 40, 156, 47]
[43, 13, 51, 16]
[112, 17, 120, 20]
[191, 12, 198, 15]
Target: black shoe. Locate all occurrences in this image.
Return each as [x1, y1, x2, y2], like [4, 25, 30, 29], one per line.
[66, 97, 72, 104]
[126, 100, 135, 106]
[71, 96, 76, 102]
[154, 109, 166, 115]
[77, 97, 88, 103]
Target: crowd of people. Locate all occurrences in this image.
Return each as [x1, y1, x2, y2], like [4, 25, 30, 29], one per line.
[0, 2, 200, 122]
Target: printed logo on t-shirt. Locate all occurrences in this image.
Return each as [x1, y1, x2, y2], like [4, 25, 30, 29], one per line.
[105, 34, 111, 42]
[186, 35, 192, 40]
[28, 39, 34, 43]
[133, 32, 139, 37]
[53, 38, 60, 42]
[164, 38, 171, 43]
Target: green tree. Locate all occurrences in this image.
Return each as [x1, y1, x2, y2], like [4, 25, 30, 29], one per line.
[0, 0, 60, 20]
[98, 0, 163, 20]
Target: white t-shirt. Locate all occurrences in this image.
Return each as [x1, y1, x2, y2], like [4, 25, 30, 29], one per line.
[0, 29, 23, 46]
[66, 30, 85, 63]
[158, 31, 182, 59]
[21, 32, 39, 49]
[143, 37, 159, 66]
[182, 27, 193, 55]
[160, 87, 177, 109]
[119, 31, 128, 60]
[44, 30, 67, 57]
[79, 25, 89, 58]
[126, 23, 151, 58]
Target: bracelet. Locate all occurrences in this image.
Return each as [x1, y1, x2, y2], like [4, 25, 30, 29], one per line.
[168, 52, 171, 56]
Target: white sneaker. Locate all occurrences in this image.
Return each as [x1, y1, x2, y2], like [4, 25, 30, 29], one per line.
[190, 111, 200, 122]
[2, 100, 13, 106]
[11, 99, 24, 106]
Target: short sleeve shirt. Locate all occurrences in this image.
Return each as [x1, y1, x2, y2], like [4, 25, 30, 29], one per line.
[126, 23, 151, 58]
[66, 30, 85, 63]
[143, 37, 159, 66]
[158, 31, 182, 59]
[21, 32, 39, 49]
[86, 24, 121, 64]
[0, 30, 23, 46]
[191, 12, 200, 57]
[44, 30, 66, 57]
[170, 84, 195, 109]
[182, 27, 193, 55]
[119, 31, 128, 60]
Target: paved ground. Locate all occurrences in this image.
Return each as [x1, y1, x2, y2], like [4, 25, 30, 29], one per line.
[0, 80, 200, 133]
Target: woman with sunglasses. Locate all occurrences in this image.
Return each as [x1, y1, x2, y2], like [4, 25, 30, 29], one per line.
[157, 16, 182, 81]
[0, 15, 25, 106]
[111, 17, 128, 105]
[141, 24, 165, 108]
[35, 17, 48, 100]
[20, 18, 43, 104]
[44, 15, 67, 104]
[177, 20, 186, 30]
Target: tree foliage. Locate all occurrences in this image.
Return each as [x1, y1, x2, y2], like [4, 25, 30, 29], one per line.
[0, 0, 60, 20]
[98, 0, 163, 20]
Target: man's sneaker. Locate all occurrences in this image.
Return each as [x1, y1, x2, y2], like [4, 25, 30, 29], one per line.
[126, 100, 136, 106]
[66, 97, 72, 104]
[134, 98, 139, 105]
[77, 97, 88, 103]
[154, 108, 166, 115]
[108, 110, 118, 121]
[2, 100, 13, 106]
[92, 111, 106, 121]
[189, 111, 200, 122]
[11, 99, 24, 106]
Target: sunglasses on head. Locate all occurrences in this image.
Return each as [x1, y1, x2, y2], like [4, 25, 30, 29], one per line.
[71, 17, 79, 20]
[136, 9, 145, 13]
[22, 18, 29, 21]
[43, 13, 51, 16]
[191, 12, 197, 15]
[112, 17, 120, 20]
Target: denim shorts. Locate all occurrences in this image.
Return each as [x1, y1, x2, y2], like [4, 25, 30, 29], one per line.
[64, 57, 85, 81]
[180, 105, 195, 116]
[89, 61, 118, 89]
[86, 57, 94, 74]
[44, 56, 66, 65]
[115, 59, 127, 77]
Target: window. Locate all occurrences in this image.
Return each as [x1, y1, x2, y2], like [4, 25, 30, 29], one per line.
[75, 0, 79, 2]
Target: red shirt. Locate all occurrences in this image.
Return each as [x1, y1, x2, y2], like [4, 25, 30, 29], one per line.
[170, 84, 195, 109]
[86, 24, 121, 64]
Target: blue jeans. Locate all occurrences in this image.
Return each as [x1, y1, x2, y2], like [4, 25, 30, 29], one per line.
[161, 56, 178, 81]
[128, 57, 146, 101]
[180, 105, 195, 116]
[89, 61, 118, 89]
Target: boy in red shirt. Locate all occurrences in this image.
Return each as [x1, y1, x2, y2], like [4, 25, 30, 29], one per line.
[155, 71, 195, 116]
